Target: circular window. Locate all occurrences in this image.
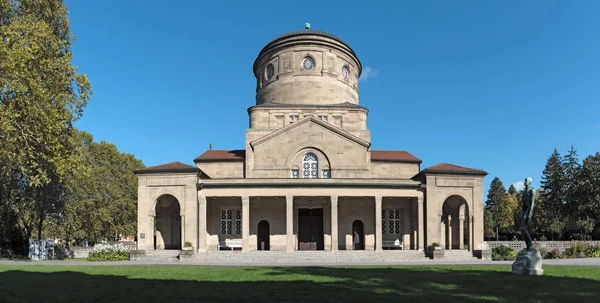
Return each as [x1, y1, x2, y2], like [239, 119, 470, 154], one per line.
[342, 66, 349, 81]
[302, 57, 315, 71]
[266, 64, 274, 80]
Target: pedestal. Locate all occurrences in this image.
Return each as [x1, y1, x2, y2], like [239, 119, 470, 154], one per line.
[512, 249, 544, 276]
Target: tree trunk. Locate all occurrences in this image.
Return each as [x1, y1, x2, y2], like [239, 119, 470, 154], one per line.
[36, 214, 44, 239]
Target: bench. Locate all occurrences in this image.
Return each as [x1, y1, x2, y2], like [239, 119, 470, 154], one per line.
[218, 239, 243, 250]
[382, 239, 403, 250]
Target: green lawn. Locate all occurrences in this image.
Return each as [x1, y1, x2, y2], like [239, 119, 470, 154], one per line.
[0, 265, 598, 302]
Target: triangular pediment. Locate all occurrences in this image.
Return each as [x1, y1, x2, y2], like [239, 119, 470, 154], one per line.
[250, 116, 371, 151]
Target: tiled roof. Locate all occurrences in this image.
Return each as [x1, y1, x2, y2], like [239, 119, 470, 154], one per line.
[370, 150, 422, 163]
[134, 161, 199, 174]
[422, 163, 488, 175]
[194, 150, 245, 162]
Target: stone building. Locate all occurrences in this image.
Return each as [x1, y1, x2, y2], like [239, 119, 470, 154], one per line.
[134, 26, 488, 258]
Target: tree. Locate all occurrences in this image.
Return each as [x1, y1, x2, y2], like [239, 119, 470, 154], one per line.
[0, 0, 92, 241]
[538, 149, 567, 240]
[485, 177, 510, 240]
[55, 131, 144, 243]
[567, 152, 600, 240]
[508, 184, 517, 196]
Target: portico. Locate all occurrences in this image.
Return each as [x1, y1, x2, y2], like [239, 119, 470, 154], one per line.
[195, 183, 426, 252]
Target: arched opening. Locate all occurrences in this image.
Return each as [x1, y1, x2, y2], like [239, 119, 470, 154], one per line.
[352, 220, 365, 250]
[302, 152, 318, 178]
[154, 195, 181, 250]
[257, 220, 270, 251]
[441, 195, 469, 250]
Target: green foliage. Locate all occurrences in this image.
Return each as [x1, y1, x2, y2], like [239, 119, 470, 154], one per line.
[491, 245, 516, 261]
[184, 241, 193, 248]
[86, 243, 130, 261]
[55, 130, 144, 243]
[538, 149, 568, 240]
[0, 0, 91, 241]
[87, 251, 130, 262]
[485, 177, 513, 240]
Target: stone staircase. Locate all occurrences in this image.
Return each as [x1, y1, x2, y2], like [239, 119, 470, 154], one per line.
[131, 249, 480, 263]
[137, 249, 180, 261]
[439, 249, 478, 261]
[191, 250, 429, 264]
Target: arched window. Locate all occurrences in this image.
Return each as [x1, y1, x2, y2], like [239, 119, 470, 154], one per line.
[302, 153, 318, 178]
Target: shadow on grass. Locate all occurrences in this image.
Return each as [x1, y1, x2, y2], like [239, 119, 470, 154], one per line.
[0, 266, 598, 302]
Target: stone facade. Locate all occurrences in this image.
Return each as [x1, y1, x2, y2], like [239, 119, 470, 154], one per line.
[134, 27, 488, 259]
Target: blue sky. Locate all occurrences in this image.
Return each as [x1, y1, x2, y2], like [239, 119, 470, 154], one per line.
[66, 0, 600, 194]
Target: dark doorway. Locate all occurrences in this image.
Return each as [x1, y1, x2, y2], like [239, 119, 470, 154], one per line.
[352, 220, 365, 250]
[257, 220, 270, 251]
[298, 208, 324, 250]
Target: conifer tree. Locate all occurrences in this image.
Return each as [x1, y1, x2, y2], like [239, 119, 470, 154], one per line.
[486, 177, 509, 240]
[539, 149, 567, 240]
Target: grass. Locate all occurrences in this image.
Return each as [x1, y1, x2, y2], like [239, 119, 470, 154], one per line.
[0, 265, 599, 302]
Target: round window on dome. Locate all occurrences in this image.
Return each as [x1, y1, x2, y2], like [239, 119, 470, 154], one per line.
[302, 56, 315, 71]
[342, 66, 349, 81]
[265, 63, 274, 80]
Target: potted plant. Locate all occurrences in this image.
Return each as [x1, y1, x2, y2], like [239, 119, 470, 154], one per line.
[429, 242, 444, 260]
[182, 241, 193, 251]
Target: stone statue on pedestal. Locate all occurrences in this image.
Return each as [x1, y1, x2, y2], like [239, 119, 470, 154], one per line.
[512, 177, 544, 276]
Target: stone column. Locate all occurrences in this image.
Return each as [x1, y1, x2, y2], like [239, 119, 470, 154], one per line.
[331, 196, 338, 251]
[439, 211, 445, 249]
[286, 195, 294, 252]
[180, 214, 185, 249]
[242, 196, 250, 252]
[448, 215, 453, 250]
[459, 214, 465, 250]
[148, 212, 155, 251]
[471, 215, 475, 252]
[417, 195, 424, 251]
[375, 196, 383, 252]
[198, 193, 207, 252]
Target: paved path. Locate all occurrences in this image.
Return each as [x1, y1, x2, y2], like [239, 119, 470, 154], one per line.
[1, 258, 599, 267]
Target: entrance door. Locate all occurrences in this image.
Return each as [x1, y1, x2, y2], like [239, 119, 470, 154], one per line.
[352, 220, 365, 250]
[257, 220, 270, 250]
[298, 208, 324, 250]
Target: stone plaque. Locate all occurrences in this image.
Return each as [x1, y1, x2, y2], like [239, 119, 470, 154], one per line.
[140, 233, 145, 239]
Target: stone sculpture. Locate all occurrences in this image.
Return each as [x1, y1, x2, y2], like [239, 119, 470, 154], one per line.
[512, 177, 544, 276]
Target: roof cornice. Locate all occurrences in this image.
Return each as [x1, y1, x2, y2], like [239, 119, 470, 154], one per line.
[249, 116, 371, 151]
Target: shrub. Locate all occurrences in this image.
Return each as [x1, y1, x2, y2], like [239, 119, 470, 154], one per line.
[87, 243, 130, 261]
[547, 248, 563, 259]
[184, 241, 193, 248]
[538, 247, 548, 259]
[431, 242, 440, 247]
[565, 241, 588, 258]
[492, 245, 515, 261]
[587, 243, 600, 258]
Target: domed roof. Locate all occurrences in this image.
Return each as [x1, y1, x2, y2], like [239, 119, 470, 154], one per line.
[254, 26, 361, 76]
[266, 29, 350, 48]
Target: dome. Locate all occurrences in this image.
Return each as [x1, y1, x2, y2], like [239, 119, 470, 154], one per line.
[253, 26, 362, 106]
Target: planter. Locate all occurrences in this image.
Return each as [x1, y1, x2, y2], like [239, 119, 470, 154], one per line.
[130, 250, 146, 261]
[432, 249, 445, 260]
[179, 249, 195, 261]
[182, 246, 193, 251]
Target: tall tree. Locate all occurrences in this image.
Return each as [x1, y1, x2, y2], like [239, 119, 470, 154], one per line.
[567, 153, 600, 240]
[55, 131, 144, 243]
[508, 184, 517, 196]
[538, 149, 567, 240]
[485, 177, 510, 240]
[0, 0, 91, 240]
